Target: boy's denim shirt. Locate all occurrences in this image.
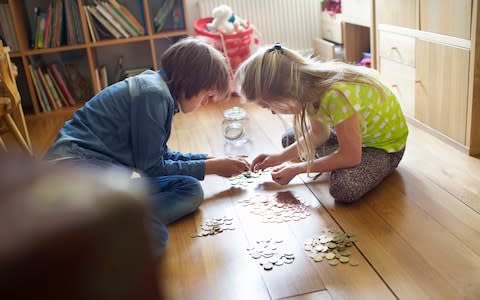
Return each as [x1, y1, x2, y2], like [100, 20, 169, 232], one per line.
[46, 69, 207, 180]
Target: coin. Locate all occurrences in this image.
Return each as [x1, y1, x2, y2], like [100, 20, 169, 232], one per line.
[328, 259, 339, 266]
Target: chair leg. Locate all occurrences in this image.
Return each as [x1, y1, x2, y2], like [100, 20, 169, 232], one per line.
[3, 114, 33, 156]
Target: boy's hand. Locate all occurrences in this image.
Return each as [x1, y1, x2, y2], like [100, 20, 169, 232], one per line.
[205, 157, 250, 177]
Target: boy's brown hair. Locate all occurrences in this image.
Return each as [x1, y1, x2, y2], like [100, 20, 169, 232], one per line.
[161, 37, 230, 101]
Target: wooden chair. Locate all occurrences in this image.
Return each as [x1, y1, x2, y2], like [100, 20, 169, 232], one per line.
[0, 40, 32, 155]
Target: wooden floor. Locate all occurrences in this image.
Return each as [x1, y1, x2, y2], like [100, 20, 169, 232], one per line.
[6, 100, 480, 300]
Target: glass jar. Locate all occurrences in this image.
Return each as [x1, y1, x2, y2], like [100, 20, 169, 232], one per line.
[222, 106, 248, 145]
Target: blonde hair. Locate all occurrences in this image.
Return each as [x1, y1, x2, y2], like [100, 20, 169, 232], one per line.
[235, 45, 387, 172]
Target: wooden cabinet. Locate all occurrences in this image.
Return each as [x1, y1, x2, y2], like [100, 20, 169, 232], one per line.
[415, 40, 470, 144]
[376, 0, 417, 29]
[342, 0, 372, 27]
[375, 0, 480, 155]
[420, 0, 472, 39]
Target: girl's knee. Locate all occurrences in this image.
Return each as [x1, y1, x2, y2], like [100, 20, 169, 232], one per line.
[329, 179, 364, 204]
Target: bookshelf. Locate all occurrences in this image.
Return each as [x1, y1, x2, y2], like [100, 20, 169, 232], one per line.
[1, 0, 188, 116]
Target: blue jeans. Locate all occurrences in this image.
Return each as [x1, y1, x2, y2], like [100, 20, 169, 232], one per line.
[144, 175, 203, 256]
[50, 157, 204, 257]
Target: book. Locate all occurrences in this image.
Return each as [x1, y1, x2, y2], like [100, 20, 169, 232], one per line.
[70, 0, 84, 43]
[34, 10, 47, 49]
[0, 3, 19, 51]
[47, 67, 69, 107]
[109, 0, 144, 35]
[28, 64, 50, 112]
[153, 0, 176, 32]
[95, 2, 129, 38]
[84, 5, 97, 42]
[49, 64, 75, 106]
[64, 0, 77, 45]
[86, 5, 122, 39]
[99, 65, 108, 89]
[37, 67, 58, 110]
[100, 1, 139, 37]
[44, 72, 63, 108]
[43, 4, 52, 48]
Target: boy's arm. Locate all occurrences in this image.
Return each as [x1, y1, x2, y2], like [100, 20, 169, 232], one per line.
[163, 149, 208, 161]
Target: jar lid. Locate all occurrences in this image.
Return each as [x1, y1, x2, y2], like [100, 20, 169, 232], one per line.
[223, 106, 247, 120]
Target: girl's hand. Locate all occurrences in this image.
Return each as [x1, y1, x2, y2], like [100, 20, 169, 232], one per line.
[271, 163, 304, 185]
[205, 157, 250, 177]
[251, 153, 283, 171]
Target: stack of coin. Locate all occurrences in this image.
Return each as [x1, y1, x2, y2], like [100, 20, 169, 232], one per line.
[304, 229, 359, 267]
[246, 237, 295, 271]
[191, 216, 235, 238]
[238, 191, 311, 223]
[228, 168, 273, 188]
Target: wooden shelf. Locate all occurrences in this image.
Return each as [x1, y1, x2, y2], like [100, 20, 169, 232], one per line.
[5, 0, 187, 117]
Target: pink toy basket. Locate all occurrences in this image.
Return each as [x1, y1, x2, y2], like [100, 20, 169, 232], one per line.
[194, 17, 259, 75]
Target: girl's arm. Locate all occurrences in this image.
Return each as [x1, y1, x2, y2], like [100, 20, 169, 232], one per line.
[309, 113, 362, 172]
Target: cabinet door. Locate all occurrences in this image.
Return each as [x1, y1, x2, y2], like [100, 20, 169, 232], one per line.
[415, 40, 470, 144]
[376, 0, 417, 29]
[420, 0, 472, 39]
[342, 0, 372, 27]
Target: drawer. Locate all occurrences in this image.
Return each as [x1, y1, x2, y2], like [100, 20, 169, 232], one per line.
[321, 12, 343, 44]
[378, 31, 415, 67]
[379, 57, 415, 117]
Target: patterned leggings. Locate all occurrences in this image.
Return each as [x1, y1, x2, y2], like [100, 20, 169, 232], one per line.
[282, 129, 405, 203]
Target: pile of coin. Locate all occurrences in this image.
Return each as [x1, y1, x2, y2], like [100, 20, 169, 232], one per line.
[191, 216, 235, 238]
[238, 191, 311, 223]
[246, 238, 295, 271]
[228, 168, 273, 188]
[304, 229, 359, 267]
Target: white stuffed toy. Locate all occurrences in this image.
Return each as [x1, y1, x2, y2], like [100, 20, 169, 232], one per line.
[206, 5, 235, 34]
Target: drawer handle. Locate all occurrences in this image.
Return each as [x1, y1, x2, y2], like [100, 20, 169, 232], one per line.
[390, 47, 401, 55]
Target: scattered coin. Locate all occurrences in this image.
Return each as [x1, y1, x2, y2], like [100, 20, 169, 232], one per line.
[191, 216, 236, 238]
[238, 191, 311, 223]
[304, 229, 359, 267]
[229, 168, 274, 188]
[246, 238, 295, 271]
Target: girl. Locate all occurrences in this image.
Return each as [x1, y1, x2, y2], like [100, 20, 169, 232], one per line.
[46, 38, 250, 255]
[235, 43, 408, 203]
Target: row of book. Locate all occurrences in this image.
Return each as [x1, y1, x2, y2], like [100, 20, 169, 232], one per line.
[32, 0, 84, 49]
[84, 0, 145, 42]
[95, 63, 149, 90]
[0, 2, 19, 51]
[28, 63, 77, 112]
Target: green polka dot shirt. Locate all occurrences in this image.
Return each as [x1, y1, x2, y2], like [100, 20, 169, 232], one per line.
[307, 82, 408, 153]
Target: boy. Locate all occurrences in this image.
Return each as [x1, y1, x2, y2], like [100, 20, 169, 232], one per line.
[46, 38, 250, 255]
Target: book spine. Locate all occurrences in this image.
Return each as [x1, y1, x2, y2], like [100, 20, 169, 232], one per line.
[49, 64, 76, 105]
[44, 72, 63, 108]
[47, 67, 69, 107]
[44, 4, 52, 48]
[95, 2, 129, 38]
[108, 0, 143, 35]
[28, 64, 49, 112]
[83, 5, 97, 42]
[86, 5, 121, 39]
[37, 67, 58, 110]
[101, 2, 138, 36]
[64, 0, 76, 45]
